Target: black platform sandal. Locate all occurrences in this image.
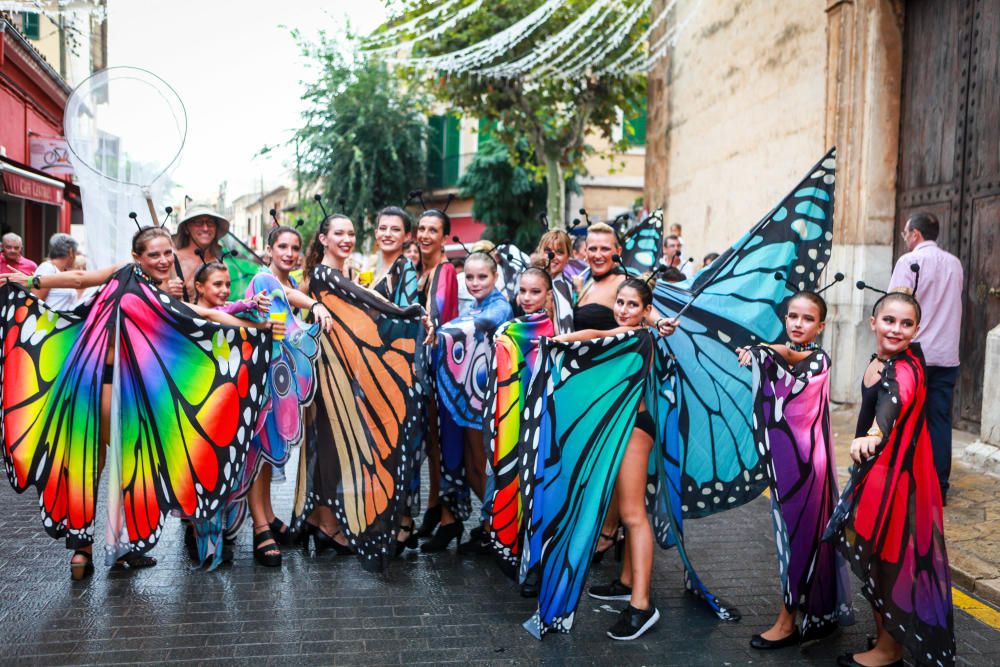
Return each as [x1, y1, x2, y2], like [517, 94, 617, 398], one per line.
[253, 529, 282, 567]
[420, 521, 463, 553]
[114, 552, 157, 570]
[313, 527, 354, 556]
[70, 550, 94, 581]
[268, 517, 292, 546]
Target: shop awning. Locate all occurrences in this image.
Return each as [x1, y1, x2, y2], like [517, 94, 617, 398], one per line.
[0, 157, 65, 206]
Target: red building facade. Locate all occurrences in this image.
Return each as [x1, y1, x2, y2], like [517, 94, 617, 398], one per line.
[0, 18, 74, 263]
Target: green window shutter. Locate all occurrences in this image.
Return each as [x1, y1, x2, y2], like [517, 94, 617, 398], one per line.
[477, 117, 496, 151]
[625, 99, 647, 146]
[21, 12, 41, 40]
[427, 115, 445, 189]
[444, 114, 461, 186]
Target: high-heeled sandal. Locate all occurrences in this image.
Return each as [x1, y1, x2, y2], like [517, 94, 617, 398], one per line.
[253, 529, 282, 567]
[313, 527, 355, 556]
[416, 504, 442, 539]
[268, 517, 292, 546]
[396, 523, 420, 556]
[114, 552, 157, 570]
[420, 521, 463, 553]
[70, 549, 94, 581]
[592, 530, 623, 564]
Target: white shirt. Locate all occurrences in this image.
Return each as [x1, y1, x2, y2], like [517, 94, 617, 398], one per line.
[34, 261, 79, 311]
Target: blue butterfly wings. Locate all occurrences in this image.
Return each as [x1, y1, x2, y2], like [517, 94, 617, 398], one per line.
[653, 149, 836, 520]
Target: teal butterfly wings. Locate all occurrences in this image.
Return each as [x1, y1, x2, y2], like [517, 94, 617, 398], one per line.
[621, 209, 664, 275]
[653, 149, 836, 519]
[520, 330, 654, 638]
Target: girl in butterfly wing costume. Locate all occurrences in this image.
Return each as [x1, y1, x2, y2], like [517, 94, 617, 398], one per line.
[824, 291, 954, 667]
[0, 227, 272, 578]
[738, 289, 852, 648]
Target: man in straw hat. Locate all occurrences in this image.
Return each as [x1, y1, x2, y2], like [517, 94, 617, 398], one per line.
[172, 205, 231, 302]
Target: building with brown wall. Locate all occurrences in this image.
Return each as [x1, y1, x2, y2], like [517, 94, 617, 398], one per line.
[644, 0, 998, 429]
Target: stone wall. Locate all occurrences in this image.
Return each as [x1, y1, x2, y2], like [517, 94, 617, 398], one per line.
[646, 0, 906, 403]
[645, 0, 828, 263]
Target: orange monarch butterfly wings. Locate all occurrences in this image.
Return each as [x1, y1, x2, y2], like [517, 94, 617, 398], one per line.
[308, 265, 425, 572]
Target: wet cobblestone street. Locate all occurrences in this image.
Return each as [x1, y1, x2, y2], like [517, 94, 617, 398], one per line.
[2, 448, 999, 666]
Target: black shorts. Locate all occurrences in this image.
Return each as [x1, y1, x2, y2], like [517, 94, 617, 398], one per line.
[634, 410, 655, 439]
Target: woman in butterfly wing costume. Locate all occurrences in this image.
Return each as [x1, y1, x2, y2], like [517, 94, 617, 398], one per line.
[0, 227, 271, 577]
[824, 291, 954, 667]
[292, 214, 428, 572]
[371, 213, 427, 555]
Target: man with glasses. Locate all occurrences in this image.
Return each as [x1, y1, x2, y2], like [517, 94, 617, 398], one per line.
[173, 206, 231, 302]
[890, 212, 964, 504]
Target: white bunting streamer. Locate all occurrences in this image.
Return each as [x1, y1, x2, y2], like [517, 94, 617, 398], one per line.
[369, 0, 701, 79]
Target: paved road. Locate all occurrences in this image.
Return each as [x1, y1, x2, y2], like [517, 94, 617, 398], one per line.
[1, 450, 999, 666]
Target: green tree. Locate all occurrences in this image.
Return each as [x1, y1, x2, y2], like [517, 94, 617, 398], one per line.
[373, 0, 648, 229]
[293, 32, 429, 238]
[458, 137, 547, 249]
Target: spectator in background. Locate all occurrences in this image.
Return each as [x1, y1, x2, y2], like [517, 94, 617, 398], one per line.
[669, 223, 685, 254]
[662, 234, 694, 279]
[402, 239, 421, 270]
[32, 233, 80, 310]
[889, 212, 963, 504]
[572, 236, 587, 262]
[702, 252, 720, 268]
[173, 206, 228, 302]
[1, 232, 38, 275]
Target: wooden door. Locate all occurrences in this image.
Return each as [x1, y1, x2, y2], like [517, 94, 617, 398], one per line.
[896, 0, 1000, 426]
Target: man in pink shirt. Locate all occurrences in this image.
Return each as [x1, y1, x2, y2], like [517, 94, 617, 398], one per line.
[0, 232, 37, 275]
[890, 212, 963, 503]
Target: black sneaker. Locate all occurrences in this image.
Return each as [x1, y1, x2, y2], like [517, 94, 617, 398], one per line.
[588, 579, 632, 601]
[607, 604, 660, 641]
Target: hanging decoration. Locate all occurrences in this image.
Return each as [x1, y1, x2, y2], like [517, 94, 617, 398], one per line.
[363, 0, 704, 80]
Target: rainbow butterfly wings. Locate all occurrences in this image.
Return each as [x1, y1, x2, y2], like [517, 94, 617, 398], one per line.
[484, 313, 554, 577]
[1, 267, 271, 560]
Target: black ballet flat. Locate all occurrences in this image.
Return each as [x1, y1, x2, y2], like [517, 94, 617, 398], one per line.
[268, 518, 292, 546]
[313, 527, 354, 556]
[416, 504, 442, 539]
[114, 552, 157, 570]
[253, 529, 282, 567]
[799, 623, 840, 647]
[836, 653, 902, 667]
[70, 550, 94, 581]
[749, 629, 800, 650]
[420, 521, 462, 553]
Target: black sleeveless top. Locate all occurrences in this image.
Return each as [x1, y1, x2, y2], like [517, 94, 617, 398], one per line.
[574, 303, 617, 331]
[855, 380, 879, 438]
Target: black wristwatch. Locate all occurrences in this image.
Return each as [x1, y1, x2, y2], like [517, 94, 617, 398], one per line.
[31, 275, 41, 289]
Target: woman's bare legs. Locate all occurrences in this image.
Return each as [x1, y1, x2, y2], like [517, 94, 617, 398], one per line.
[616, 427, 655, 610]
[760, 606, 797, 641]
[850, 608, 903, 665]
[248, 466, 279, 556]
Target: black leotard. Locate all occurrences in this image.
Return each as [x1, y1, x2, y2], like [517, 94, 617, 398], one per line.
[855, 379, 879, 437]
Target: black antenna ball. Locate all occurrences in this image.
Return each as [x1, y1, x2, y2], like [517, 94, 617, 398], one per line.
[128, 212, 138, 219]
[313, 194, 322, 202]
[910, 263, 920, 273]
[578, 208, 586, 215]
[164, 206, 173, 214]
[195, 247, 205, 258]
[269, 208, 276, 217]
[834, 272, 845, 281]
[451, 235, 460, 243]
[774, 272, 785, 281]
[856, 280, 866, 290]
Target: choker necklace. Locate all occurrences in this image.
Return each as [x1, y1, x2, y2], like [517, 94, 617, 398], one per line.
[592, 267, 618, 282]
[788, 341, 819, 352]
